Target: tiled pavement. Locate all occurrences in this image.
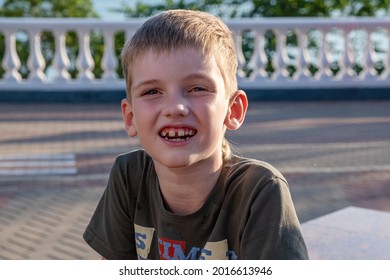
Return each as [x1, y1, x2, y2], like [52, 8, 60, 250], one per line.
[0, 101, 389, 259]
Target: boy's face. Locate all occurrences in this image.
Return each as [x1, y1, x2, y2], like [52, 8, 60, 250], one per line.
[122, 47, 244, 169]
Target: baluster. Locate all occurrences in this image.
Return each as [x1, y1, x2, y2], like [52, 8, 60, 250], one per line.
[282, 29, 294, 79]
[310, 29, 323, 80]
[325, 29, 338, 79]
[316, 30, 326, 79]
[341, 29, 352, 79]
[324, 30, 348, 80]
[350, 29, 366, 79]
[293, 29, 303, 80]
[246, 30, 260, 80]
[77, 29, 95, 81]
[233, 29, 247, 79]
[2, 30, 22, 82]
[53, 29, 71, 81]
[382, 30, 390, 79]
[102, 30, 118, 81]
[363, 28, 375, 80]
[352, 30, 362, 79]
[297, 29, 312, 81]
[272, 29, 285, 80]
[254, 30, 267, 79]
[27, 29, 46, 82]
[315, 29, 326, 79]
[258, 31, 269, 79]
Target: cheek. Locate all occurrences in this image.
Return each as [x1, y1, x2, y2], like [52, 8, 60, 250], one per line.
[204, 105, 229, 134]
[213, 100, 230, 123]
[132, 105, 156, 132]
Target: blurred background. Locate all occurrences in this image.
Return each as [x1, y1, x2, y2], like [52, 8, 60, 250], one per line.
[0, 0, 389, 260]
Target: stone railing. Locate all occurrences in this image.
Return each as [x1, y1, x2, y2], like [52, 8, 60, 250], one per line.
[0, 17, 389, 91]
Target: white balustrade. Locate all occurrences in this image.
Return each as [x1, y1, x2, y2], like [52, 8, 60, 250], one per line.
[102, 29, 119, 81]
[2, 29, 22, 82]
[0, 17, 389, 91]
[27, 28, 46, 82]
[76, 28, 95, 81]
[53, 29, 71, 82]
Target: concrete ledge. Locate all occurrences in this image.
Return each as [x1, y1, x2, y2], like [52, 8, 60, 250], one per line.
[0, 87, 389, 103]
[244, 88, 390, 101]
[0, 90, 127, 103]
[301, 206, 390, 259]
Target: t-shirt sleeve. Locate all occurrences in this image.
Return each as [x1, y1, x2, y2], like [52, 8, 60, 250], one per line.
[83, 157, 138, 260]
[240, 176, 309, 260]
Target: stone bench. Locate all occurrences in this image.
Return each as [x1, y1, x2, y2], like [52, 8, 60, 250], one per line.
[301, 206, 390, 259]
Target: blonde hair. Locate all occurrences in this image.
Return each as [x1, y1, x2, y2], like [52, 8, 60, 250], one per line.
[121, 9, 238, 160]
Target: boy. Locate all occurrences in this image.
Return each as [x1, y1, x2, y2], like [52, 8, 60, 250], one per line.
[83, 9, 308, 260]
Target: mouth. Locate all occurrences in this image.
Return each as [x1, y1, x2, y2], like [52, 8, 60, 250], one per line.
[159, 127, 197, 142]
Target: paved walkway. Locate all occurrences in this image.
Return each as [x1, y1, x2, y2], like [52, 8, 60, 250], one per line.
[0, 101, 389, 259]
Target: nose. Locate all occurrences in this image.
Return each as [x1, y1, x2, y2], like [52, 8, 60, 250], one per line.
[162, 90, 190, 118]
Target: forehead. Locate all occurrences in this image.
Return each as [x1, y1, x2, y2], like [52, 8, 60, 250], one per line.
[129, 47, 228, 97]
[135, 46, 212, 64]
[131, 47, 221, 77]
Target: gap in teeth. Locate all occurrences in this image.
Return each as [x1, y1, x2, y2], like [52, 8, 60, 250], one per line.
[160, 128, 195, 138]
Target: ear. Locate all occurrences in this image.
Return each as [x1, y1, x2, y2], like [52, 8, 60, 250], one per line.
[224, 90, 248, 130]
[121, 99, 138, 137]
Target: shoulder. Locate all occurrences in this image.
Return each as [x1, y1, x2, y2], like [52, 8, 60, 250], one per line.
[103, 149, 155, 207]
[224, 155, 287, 186]
[114, 149, 152, 172]
[110, 149, 154, 185]
[219, 155, 290, 203]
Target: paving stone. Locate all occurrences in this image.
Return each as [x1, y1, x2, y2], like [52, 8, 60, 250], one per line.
[0, 187, 102, 260]
[0, 101, 389, 259]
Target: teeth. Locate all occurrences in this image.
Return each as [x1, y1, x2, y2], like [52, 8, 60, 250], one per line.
[160, 128, 196, 139]
[178, 130, 185, 137]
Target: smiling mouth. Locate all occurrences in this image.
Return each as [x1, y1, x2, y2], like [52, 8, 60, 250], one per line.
[159, 128, 197, 142]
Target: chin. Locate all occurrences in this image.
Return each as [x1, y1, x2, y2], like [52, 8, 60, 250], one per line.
[160, 157, 194, 169]
[152, 152, 200, 169]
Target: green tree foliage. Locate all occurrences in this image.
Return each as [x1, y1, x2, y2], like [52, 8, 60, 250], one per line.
[115, 0, 390, 18]
[0, 0, 97, 17]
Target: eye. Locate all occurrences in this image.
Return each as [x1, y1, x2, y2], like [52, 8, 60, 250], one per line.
[142, 88, 160, 96]
[189, 86, 208, 93]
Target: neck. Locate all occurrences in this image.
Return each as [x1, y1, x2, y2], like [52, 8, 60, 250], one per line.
[154, 157, 223, 216]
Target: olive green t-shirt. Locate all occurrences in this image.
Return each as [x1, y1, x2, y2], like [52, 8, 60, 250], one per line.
[83, 149, 308, 260]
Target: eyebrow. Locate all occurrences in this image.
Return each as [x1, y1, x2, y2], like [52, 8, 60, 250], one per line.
[185, 73, 217, 88]
[132, 79, 160, 92]
[185, 73, 213, 82]
[132, 72, 216, 92]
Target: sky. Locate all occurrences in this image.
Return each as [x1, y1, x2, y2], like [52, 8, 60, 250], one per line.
[0, 0, 143, 19]
[92, 0, 160, 20]
[92, 0, 127, 20]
